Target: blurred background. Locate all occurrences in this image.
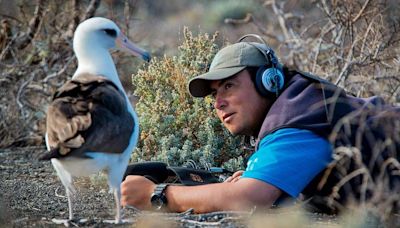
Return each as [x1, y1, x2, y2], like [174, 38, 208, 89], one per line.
[1, 0, 399, 159]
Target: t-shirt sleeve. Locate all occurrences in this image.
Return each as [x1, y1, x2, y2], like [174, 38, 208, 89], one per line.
[241, 128, 332, 197]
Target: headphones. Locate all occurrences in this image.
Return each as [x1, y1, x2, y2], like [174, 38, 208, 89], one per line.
[237, 34, 284, 97]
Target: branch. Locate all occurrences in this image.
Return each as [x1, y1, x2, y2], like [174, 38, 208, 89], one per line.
[224, 13, 279, 41]
[16, 72, 36, 119]
[352, 0, 370, 23]
[312, 24, 336, 73]
[123, 0, 139, 34]
[42, 55, 76, 83]
[0, 14, 22, 24]
[0, 38, 13, 61]
[0, 20, 16, 60]
[268, 0, 290, 40]
[330, 167, 372, 200]
[224, 13, 252, 25]
[15, 0, 45, 50]
[81, 0, 101, 21]
[335, 34, 366, 85]
[64, 0, 80, 39]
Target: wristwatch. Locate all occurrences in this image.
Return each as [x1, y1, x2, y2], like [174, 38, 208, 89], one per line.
[150, 183, 169, 210]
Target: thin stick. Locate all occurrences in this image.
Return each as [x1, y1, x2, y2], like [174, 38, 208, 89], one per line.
[82, 0, 101, 21]
[54, 186, 67, 198]
[42, 55, 76, 83]
[352, 0, 370, 23]
[16, 72, 36, 118]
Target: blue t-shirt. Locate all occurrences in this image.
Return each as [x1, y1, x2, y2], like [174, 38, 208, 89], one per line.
[242, 128, 332, 197]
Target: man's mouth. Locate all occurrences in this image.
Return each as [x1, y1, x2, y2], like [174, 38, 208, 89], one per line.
[222, 113, 235, 122]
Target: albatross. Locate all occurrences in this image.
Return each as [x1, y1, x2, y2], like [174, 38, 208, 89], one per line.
[41, 17, 150, 224]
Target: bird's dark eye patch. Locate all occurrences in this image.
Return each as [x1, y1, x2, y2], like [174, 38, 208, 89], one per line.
[103, 29, 117, 37]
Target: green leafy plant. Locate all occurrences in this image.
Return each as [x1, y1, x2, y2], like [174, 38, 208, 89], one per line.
[132, 28, 246, 170]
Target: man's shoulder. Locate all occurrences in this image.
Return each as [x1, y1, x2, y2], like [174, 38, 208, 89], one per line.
[259, 128, 329, 147]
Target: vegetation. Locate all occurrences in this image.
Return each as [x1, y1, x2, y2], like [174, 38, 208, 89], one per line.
[132, 28, 246, 170]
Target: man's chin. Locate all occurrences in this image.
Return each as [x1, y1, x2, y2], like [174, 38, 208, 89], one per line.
[226, 126, 252, 137]
[226, 127, 241, 136]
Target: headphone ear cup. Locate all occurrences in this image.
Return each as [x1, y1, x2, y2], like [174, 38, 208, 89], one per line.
[259, 66, 284, 95]
[255, 66, 269, 97]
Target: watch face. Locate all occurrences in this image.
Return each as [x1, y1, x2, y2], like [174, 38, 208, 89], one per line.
[151, 195, 163, 210]
[151, 194, 167, 210]
[150, 184, 168, 210]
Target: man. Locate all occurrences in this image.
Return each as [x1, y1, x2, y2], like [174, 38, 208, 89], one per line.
[121, 36, 399, 213]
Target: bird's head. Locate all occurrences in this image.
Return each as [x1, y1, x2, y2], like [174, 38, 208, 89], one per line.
[73, 17, 151, 62]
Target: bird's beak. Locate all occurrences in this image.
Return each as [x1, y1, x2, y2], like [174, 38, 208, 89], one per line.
[115, 33, 151, 62]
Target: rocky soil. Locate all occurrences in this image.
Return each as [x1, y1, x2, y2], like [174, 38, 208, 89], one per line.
[1, 147, 341, 228]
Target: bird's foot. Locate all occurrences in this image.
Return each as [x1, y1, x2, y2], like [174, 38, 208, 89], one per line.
[103, 218, 132, 224]
[51, 218, 88, 227]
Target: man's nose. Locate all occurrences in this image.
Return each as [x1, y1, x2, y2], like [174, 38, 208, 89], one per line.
[214, 95, 227, 109]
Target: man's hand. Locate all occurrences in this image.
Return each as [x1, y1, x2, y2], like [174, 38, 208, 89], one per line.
[120, 175, 156, 210]
[224, 170, 244, 183]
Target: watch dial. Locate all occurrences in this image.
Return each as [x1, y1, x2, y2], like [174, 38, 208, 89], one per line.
[151, 195, 164, 210]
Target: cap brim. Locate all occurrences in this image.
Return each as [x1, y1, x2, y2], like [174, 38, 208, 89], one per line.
[188, 66, 246, 97]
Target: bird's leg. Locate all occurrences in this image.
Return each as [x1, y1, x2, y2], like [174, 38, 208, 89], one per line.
[114, 188, 122, 223]
[51, 187, 77, 226]
[67, 188, 74, 221]
[104, 187, 124, 224]
[104, 161, 131, 224]
[50, 159, 79, 225]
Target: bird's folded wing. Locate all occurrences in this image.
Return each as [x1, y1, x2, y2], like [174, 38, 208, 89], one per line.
[44, 74, 134, 159]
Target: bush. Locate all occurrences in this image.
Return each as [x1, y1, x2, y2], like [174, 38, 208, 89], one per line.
[132, 28, 246, 170]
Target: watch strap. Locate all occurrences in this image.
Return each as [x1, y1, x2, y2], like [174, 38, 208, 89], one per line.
[154, 183, 169, 195]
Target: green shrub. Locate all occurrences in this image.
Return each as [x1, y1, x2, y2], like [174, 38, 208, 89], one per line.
[132, 28, 245, 170]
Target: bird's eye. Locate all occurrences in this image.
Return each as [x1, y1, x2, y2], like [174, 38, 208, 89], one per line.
[103, 29, 117, 38]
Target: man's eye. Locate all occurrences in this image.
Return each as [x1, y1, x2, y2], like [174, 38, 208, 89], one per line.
[225, 83, 233, 90]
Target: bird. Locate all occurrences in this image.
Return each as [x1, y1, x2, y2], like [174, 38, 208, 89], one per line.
[41, 17, 150, 224]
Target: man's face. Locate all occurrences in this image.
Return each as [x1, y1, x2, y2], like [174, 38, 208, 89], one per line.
[209, 70, 272, 136]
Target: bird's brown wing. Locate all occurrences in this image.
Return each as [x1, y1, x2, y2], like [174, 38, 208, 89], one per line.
[43, 73, 134, 159]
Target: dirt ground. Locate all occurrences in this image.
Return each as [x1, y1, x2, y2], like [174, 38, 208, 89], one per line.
[0, 146, 342, 228]
[0, 146, 252, 227]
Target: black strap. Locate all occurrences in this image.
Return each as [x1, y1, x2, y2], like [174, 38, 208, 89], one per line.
[167, 166, 220, 186]
[123, 161, 233, 185]
[123, 161, 171, 183]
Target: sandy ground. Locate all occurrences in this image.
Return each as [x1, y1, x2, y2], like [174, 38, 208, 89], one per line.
[1, 146, 343, 228]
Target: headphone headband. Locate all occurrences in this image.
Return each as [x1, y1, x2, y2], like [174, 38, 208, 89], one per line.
[237, 34, 278, 67]
[237, 34, 267, 45]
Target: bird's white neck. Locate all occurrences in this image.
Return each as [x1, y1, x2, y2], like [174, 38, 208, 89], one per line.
[73, 46, 124, 90]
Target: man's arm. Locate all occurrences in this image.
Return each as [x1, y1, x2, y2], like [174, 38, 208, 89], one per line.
[121, 175, 282, 213]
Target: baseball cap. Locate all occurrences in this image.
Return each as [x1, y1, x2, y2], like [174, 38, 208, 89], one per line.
[188, 42, 270, 97]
